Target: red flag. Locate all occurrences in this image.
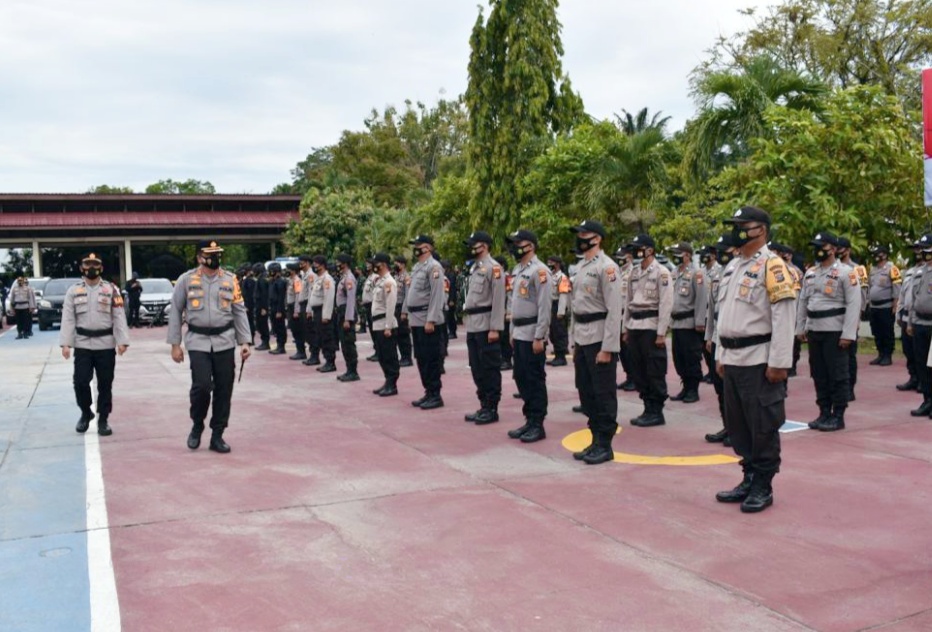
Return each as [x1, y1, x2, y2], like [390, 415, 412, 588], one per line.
[925, 69, 932, 205]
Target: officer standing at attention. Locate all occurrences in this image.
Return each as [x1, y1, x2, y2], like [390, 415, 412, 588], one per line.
[242, 265, 257, 343]
[253, 263, 271, 351]
[546, 255, 571, 367]
[309, 255, 337, 373]
[867, 244, 901, 366]
[286, 263, 307, 360]
[714, 207, 796, 514]
[622, 234, 674, 428]
[60, 253, 130, 436]
[699, 246, 722, 383]
[267, 262, 288, 355]
[463, 231, 507, 425]
[567, 220, 623, 464]
[907, 236, 932, 415]
[167, 241, 251, 453]
[769, 243, 804, 376]
[836, 236, 868, 400]
[369, 253, 400, 397]
[704, 235, 737, 446]
[402, 235, 446, 410]
[796, 232, 860, 432]
[896, 239, 924, 392]
[10, 275, 36, 339]
[498, 255, 515, 371]
[393, 256, 414, 367]
[667, 242, 707, 404]
[444, 260, 459, 339]
[614, 246, 637, 391]
[362, 262, 379, 362]
[335, 253, 359, 382]
[298, 255, 320, 366]
[124, 272, 143, 328]
[505, 230, 552, 443]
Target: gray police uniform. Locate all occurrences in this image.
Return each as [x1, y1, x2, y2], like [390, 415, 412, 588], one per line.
[899, 264, 918, 385]
[336, 270, 358, 374]
[510, 256, 553, 426]
[868, 260, 901, 360]
[402, 257, 446, 399]
[908, 262, 932, 404]
[623, 260, 674, 413]
[464, 254, 507, 411]
[10, 283, 35, 337]
[372, 273, 399, 386]
[394, 268, 413, 363]
[670, 263, 708, 397]
[310, 272, 337, 365]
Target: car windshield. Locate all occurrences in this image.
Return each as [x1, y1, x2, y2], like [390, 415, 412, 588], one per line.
[139, 279, 174, 294]
[43, 279, 82, 296]
[29, 279, 49, 293]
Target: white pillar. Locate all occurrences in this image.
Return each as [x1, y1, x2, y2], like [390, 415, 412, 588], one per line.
[124, 239, 134, 281]
[31, 240, 41, 277]
[270, 242, 277, 259]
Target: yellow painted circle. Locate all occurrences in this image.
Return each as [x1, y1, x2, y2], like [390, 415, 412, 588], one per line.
[561, 429, 740, 467]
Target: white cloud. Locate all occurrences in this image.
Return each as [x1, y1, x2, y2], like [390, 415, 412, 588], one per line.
[0, 0, 765, 194]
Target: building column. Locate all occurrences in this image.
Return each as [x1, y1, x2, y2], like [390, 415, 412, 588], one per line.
[31, 240, 42, 277]
[124, 239, 134, 281]
[271, 242, 277, 259]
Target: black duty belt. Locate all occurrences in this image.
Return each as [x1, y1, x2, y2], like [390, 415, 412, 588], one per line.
[512, 316, 538, 327]
[408, 305, 428, 313]
[76, 327, 113, 338]
[575, 311, 608, 324]
[629, 310, 659, 321]
[465, 305, 493, 315]
[188, 322, 234, 336]
[719, 334, 772, 349]
[915, 312, 932, 321]
[671, 311, 694, 321]
[807, 307, 846, 319]
[870, 300, 893, 308]
[372, 313, 386, 322]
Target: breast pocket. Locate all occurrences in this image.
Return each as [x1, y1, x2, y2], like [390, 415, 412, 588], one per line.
[735, 278, 761, 304]
[97, 294, 112, 313]
[415, 273, 429, 291]
[75, 295, 89, 314]
[642, 279, 658, 300]
[219, 289, 234, 311]
[187, 288, 205, 311]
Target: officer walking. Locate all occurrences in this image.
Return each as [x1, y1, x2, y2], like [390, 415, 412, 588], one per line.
[124, 272, 143, 328]
[309, 255, 337, 373]
[335, 254, 359, 382]
[567, 220, 623, 463]
[622, 234, 674, 428]
[393, 256, 414, 367]
[714, 207, 796, 514]
[267, 262, 288, 355]
[867, 245, 901, 366]
[704, 235, 737, 446]
[369, 253, 400, 396]
[796, 232, 860, 432]
[667, 242, 707, 403]
[167, 241, 251, 453]
[10, 276, 36, 339]
[253, 263, 271, 351]
[402, 235, 446, 410]
[60, 253, 130, 436]
[546, 255, 571, 367]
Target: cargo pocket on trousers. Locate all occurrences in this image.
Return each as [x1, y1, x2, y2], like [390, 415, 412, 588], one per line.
[758, 380, 786, 433]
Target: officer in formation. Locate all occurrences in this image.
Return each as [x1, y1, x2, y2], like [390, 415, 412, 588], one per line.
[444, 260, 459, 340]
[286, 263, 307, 361]
[335, 254, 359, 382]
[613, 246, 637, 392]
[796, 232, 860, 432]
[124, 272, 143, 328]
[867, 244, 901, 367]
[463, 231, 507, 425]
[267, 262, 288, 355]
[667, 242, 707, 404]
[768, 242, 804, 376]
[567, 220, 623, 464]
[298, 255, 320, 366]
[896, 239, 924, 392]
[309, 255, 337, 373]
[253, 263, 271, 351]
[60, 253, 130, 436]
[402, 235, 446, 410]
[622, 234, 673, 428]
[369, 253, 400, 396]
[907, 234, 932, 417]
[703, 235, 737, 446]
[714, 207, 796, 514]
[438, 255, 451, 372]
[504, 230, 552, 443]
[699, 245, 722, 383]
[242, 265, 257, 342]
[167, 241, 251, 453]
[393, 256, 414, 367]
[836, 237, 868, 400]
[362, 261, 378, 362]
[545, 255, 571, 367]
[498, 256, 515, 371]
[10, 275, 36, 339]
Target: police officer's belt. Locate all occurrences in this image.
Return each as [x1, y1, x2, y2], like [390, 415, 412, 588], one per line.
[512, 316, 538, 327]
[915, 312, 932, 321]
[807, 308, 846, 319]
[372, 313, 386, 322]
[575, 311, 608, 324]
[870, 300, 893, 308]
[408, 305, 429, 313]
[465, 305, 493, 315]
[628, 310, 659, 321]
[76, 327, 113, 338]
[719, 334, 772, 349]
[671, 311, 694, 321]
[188, 322, 234, 336]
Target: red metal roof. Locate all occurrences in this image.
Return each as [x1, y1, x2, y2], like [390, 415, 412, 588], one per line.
[0, 211, 297, 228]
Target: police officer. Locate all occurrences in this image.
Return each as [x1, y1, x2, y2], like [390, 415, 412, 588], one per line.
[124, 272, 143, 328]
[402, 235, 446, 410]
[0, 278, 7, 329]
[704, 235, 737, 446]
[796, 232, 860, 432]
[444, 260, 459, 339]
[393, 256, 414, 367]
[167, 241, 251, 453]
[242, 264, 257, 343]
[546, 255, 571, 367]
[908, 235, 932, 415]
[498, 255, 515, 371]
[837, 236, 868, 399]
[298, 255, 320, 365]
[463, 231, 507, 425]
[867, 244, 901, 366]
[622, 234, 674, 428]
[369, 253, 400, 396]
[10, 275, 35, 339]
[335, 253, 359, 382]
[505, 230, 552, 442]
[253, 263, 271, 351]
[614, 246, 637, 391]
[362, 262, 379, 362]
[699, 246, 722, 382]
[267, 262, 288, 354]
[770, 242, 804, 376]
[667, 242, 707, 403]
[309, 255, 337, 373]
[60, 253, 130, 435]
[896, 239, 925, 391]
[287, 263, 307, 360]
[714, 206, 796, 514]
[567, 220, 623, 463]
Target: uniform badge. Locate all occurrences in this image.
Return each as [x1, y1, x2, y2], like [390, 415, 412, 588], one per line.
[606, 266, 617, 282]
[750, 263, 763, 275]
[774, 270, 785, 283]
[739, 285, 750, 298]
[538, 268, 548, 284]
[493, 266, 502, 280]
[432, 269, 440, 279]
[849, 272, 858, 286]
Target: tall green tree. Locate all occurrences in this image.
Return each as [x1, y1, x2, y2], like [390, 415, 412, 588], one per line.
[145, 179, 216, 194]
[282, 188, 378, 261]
[87, 185, 134, 194]
[465, 0, 585, 234]
[614, 108, 671, 136]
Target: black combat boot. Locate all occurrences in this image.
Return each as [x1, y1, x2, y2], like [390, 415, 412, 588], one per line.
[910, 397, 932, 417]
[573, 433, 596, 460]
[269, 346, 286, 355]
[519, 421, 546, 443]
[499, 359, 513, 371]
[411, 393, 429, 407]
[630, 402, 649, 426]
[878, 355, 892, 366]
[508, 421, 533, 439]
[897, 377, 919, 391]
[474, 406, 500, 425]
[187, 421, 205, 449]
[638, 400, 666, 428]
[366, 353, 379, 362]
[76, 409, 94, 434]
[740, 472, 775, 513]
[289, 351, 307, 361]
[97, 417, 112, 436]
[255, 342, 270, 351]
[818, 408, 845, 431]
[418, 393, 444, 410]
[869, 355, 884, 365]
[317, 361, 337, 373]
[303, 353, 321, 366]
[547, 356, 567, 367]
[808, 407, 832, 429]
[582, 431, 614, 465]
[379, 380, 398, 397]
[681, 382, 700, 404]
[716, 472, 753, 503]
[669, 387, 687, 402]
[705, 428, 728, 443]
[209, 430, 231, 453]
[338, 368, 360, 382]
[399, 356, 414, 368]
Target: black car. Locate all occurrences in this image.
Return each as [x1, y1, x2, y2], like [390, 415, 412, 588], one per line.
[37, 278, 83, 330]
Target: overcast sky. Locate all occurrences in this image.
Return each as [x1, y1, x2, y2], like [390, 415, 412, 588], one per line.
[0, 0, 766, 194]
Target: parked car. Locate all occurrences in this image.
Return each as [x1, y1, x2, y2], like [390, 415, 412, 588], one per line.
[137, 278, 174, 325]
[37, 278, 82, 330]
[28, 277, 51, 322]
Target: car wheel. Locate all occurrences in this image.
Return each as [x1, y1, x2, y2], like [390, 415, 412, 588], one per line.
[39, 319, 50, 331]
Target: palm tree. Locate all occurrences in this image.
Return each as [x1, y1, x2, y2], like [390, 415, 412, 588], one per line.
[684, 56, 824, 183]
[614, 108, 671, 136]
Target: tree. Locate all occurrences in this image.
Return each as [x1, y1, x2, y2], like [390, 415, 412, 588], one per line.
[465, 0, 585, 234]
[282, 188, 378, 261]
[145, 179, 216, 194]
[272, 147, 338, 195]
[87, 185, 134, 194]
[1, 248, 33, 277]
[615, 108, 671, 136]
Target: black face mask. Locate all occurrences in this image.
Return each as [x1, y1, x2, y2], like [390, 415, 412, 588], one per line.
[203, 255, 221, 270]
[510, 244, 531, 259]
[575, 236, 596, 254]
[731, 225, 763, 247]
[413, 246, 429, 258]
[719, 252, 733, 265]
[671, 255, 684, 266]
[547, 265, 556, 272]
[469, 244, 485, 257]
[699, 255, 710, 265]
[814, 248, 831, 262]
[84, 267, 101, 279]
[874, 255, 885, 264]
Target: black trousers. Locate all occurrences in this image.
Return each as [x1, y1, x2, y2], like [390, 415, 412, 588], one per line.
[15, 309, 30, 335]
[74, 348, 116, 419]
[869, 307, 895, 357]
[672, 328, 703, 390]
[710, 343, 725, 419]
[446, 307, 458, 337]
[467, 331, 502, 408]
[440, 316, 449, 360]
[412, 326, 443, 396]
[291, 304, 306, 354]
[514, 340, 548, 422]
[723, 364, 785, 475]
[272, 311, 287, 348]
[396, 307, 412, 361]
[807, 330, 850, 411]
[255, 309, 270, 345]
[627, 329, 668, 406]
[245, 303, 256, 340]
[128, 300, 141, 327]
[374, 328, 399, 384]
[574, 342, 618, 434]
[500, 333, 512, 363]
[902, 320, 916, 380]
[189, 349, 235, 430]
[619, 338, 632, 380]
[792, 338, 801, 372]
[702, 343, 714, 377]
[912, 324, 932, 397]
[304, 303, 319, 355]
[549, 303, 569, 357]
[337, 306, 357, 371]
[848, 339, 858, 392]
[312, 306, 337, 363]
